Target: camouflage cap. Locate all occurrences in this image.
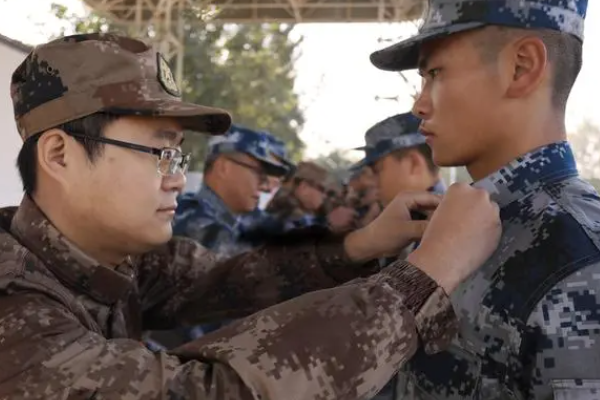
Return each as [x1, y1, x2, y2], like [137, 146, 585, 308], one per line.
[370, 0, 588, 72]
[206, 124, 288, 177]
[11, 33, 232, 140]
[259, 132, 296, 176]
[351, 112, 425, 171]
[293, 161, 329, 187]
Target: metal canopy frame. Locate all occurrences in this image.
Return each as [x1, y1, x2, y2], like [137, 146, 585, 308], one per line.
[83, 0, 425, 85]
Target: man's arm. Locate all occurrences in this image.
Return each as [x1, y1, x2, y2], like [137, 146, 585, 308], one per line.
[138, 228, 379, 329]
[527, 260, 600, 399]
[0, 262, 456, 400]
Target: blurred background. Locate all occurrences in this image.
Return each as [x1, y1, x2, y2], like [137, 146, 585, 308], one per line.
[1, 0, 599, 206]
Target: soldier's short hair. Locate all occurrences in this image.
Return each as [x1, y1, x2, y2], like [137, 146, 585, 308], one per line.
[17, 113, 120, 195]
[475, 26, 582, 111]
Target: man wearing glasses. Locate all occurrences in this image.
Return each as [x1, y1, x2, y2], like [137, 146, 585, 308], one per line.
[172, 124, 289, 261]
[0, 33, 502, 398]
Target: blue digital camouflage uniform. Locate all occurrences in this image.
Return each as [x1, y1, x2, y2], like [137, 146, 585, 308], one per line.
[174, 184, 242, 259]
[370, 1, 598, 399]
[173, 125, 288, 260]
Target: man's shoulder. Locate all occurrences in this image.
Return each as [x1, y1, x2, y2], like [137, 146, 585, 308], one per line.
[0, 223, 73, 309]
[537, 176, 600, 248]
[173, 193, 218, 227]
[511, 176, 600, 231]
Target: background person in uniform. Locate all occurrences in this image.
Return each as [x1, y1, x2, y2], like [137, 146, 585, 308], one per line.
[237, 131, 296, 240]
[370, 0, 600, 398]
[354, 112, 445, 209]
[345, 165, 381, 226]
[0, 32, 503, 399]
[172, 124, 289, 260]
[267, 161, 356, 231]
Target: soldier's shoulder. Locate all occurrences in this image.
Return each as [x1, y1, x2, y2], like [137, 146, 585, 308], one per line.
[174, 193, 217, 224]
[0, 224, 71, 306]
[547, 177, 600, 236]
[0, 228, 28, 279]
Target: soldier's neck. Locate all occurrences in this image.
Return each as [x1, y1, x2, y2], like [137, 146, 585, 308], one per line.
[467, 119, 566, 182]
[32, 194, 129, 268]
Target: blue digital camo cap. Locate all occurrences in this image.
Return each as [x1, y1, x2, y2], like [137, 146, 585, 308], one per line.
[262, 132, 296, 173]
[206, 124, 288, 176]
[370, 0, 588, 72]
[350, 112, 425, 171]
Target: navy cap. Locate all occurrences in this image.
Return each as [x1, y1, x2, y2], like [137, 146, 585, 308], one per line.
[206, 124, 288, 176]
[262, 132, 296, 174]
[370, 0, 587, 72]
[351, 113, 425, 171]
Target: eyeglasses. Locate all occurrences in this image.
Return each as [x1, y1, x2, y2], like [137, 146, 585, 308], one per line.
[66, 132, 191, 176]
[225, 157, 268, 184]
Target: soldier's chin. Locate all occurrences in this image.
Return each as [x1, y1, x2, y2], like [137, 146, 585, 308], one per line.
[138, 225, 173, 250]
[432, 152, 468, 168]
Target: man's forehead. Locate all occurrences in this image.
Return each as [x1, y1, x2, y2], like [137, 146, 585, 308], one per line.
[417, 31, 477, 68]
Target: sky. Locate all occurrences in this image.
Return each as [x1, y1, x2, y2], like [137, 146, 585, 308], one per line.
[0, 0, 599, 159]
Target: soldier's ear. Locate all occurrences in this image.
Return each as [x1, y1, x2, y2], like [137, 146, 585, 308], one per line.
[505, 35, 547, 99]
[212, 156, 227, 176]
[37, 129, 88, 188]
[37, 129, 69, 178]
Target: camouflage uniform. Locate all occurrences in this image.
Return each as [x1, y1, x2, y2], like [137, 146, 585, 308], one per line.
[173, 184, 242, 259]
[370, 1, 600, 399]
[173, 126, 288, 261]
[0, 33, 459, 399]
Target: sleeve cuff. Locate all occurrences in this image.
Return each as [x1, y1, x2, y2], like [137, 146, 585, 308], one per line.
[380, 260, 459, 354]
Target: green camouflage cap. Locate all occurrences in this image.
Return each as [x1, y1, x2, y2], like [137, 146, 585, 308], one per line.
[10, 33, 232, 140]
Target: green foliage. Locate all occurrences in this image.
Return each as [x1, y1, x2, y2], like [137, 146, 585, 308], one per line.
[50, 3, 305, 170]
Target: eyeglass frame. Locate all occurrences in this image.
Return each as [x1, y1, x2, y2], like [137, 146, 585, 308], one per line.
[223, 156, 272, 184]
[63, 131, 191, 176]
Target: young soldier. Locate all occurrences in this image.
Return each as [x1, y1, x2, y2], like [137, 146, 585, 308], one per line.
[370, 0, 598, 398]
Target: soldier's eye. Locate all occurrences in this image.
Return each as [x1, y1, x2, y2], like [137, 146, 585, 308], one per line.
[427, 68, 441, 79]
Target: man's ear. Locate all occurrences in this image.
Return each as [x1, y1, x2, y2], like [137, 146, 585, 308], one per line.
[36, 129, 71, 184]
[505, 35, 548, 99]
[212, 156, 228, 177]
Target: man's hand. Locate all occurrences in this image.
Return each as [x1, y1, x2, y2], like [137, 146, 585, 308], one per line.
[327, 206, 357, 232]
[344, 192, 441, 262]
[407, 183, 501, 293]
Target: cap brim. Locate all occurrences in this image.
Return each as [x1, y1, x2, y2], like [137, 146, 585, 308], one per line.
[106, 99, 232, 135]
[349, 159, 367, 172]
[254, 154, 290, 178]
[370, 22, 486, 72]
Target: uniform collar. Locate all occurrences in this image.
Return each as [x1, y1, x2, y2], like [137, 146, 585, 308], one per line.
[472, 141, 578, 209]
[196, 184, 239, 230]
[11, 197, 135, 305]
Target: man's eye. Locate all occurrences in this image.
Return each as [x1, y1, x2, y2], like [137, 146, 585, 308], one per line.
[428, 68, 441, 78]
